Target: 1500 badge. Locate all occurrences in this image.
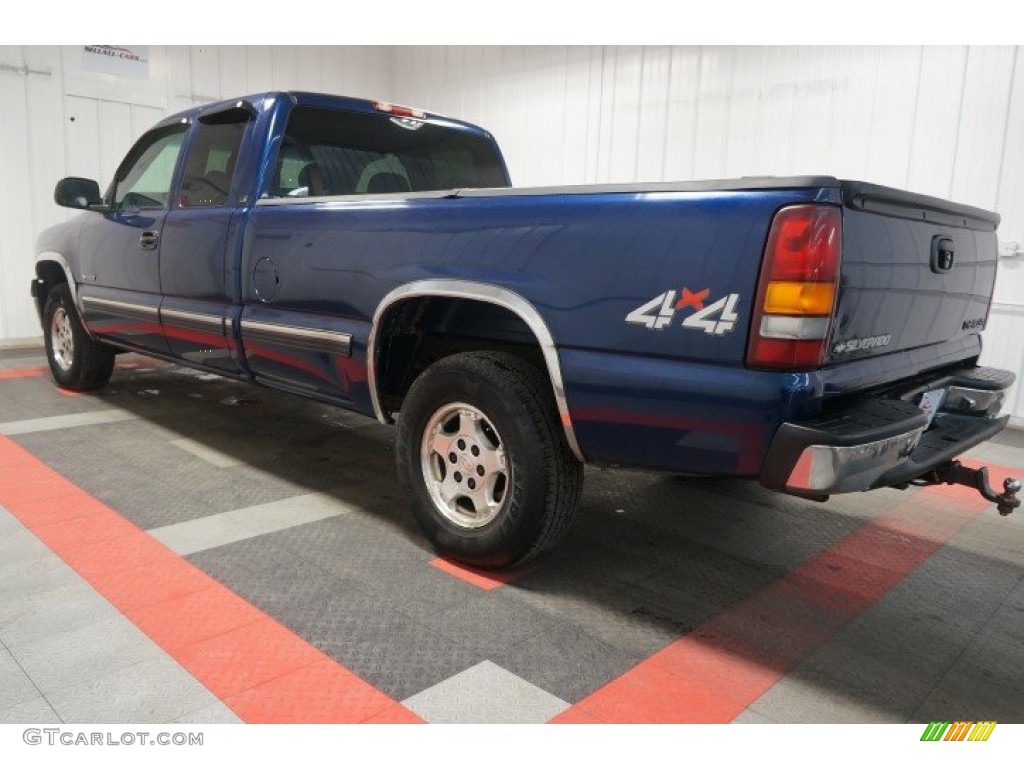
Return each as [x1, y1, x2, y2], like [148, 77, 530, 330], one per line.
[626, 287, 740, 335]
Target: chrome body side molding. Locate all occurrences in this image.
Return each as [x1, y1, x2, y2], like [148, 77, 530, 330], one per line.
[160, 307, 229, 336]
[240, 319, 352, 356]
[80, 295, 159, 323]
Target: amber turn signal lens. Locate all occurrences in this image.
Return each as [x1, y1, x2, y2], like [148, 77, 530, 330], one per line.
[763, 281, 836, 316]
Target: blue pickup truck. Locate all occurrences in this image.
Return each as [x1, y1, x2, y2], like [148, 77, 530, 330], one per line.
[32, 91, 1020, 567]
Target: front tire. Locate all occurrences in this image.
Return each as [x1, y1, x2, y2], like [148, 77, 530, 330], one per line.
[43, 284, 115, 391]
[397, 351, 583, 568]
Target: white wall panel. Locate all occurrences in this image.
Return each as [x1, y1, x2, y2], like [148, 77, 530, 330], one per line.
[952, 47, 1016, 211]
[908, 46, 967, 199]
[864, 46, 921, 188]
[692, 47, 733, 179]
[827, 46, 880, 181]
[0, 44, 395, 345]
[97, 101, 133, 189]
[724, 46, 764, 178]
[63, 95, 101, 183]
[218, 46, 248, 99]
[3, 44, 1023, 421]
[635, 47, 671, 182]
[22, 47, 68, 236]
[662, 48, 702, 183]
[388, 45, 1024, 419]
[0, 46, 29, 339]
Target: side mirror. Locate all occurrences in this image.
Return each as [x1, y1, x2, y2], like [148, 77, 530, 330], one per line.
[54, 177, 105, 211]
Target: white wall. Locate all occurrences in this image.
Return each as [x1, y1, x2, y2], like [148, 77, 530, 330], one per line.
[391, 45, 1024, 420]
[2, 45, 1023, 419]
[0, 45, 393, 342]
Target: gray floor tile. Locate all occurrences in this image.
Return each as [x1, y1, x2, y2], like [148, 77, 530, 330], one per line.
[750, 674, 907, 724]
[1, 580, 116, 648]
[222, 491, 355, 536]
[490, 622, 642, 703]
[943, 633, 1024, 695]
[983, 598, 1024, 647]
[189, 535, 483, 700]
[787, 635, 938, 717]
[0, 696, 61, 724]
[9, 614, 164, 694]
[4, 353, 1024, 725]
[171, 702, 243, 724]
[731, 708, 779, 724]
[508, 567, 690, 657]
[0, 354, 46, 370]
[912, 671, 1024, 723]
[418, 592, 563, 657]
[0, 506, 27, 535]
[169, 437, 242, 468]
[47, 655, 223, 724]
[403, 661, 568, 723]
[274, 584, 482, 701]
[0, 409, 136, 435]
[0, 647, 41, 710]
[265, 517, 465, 622]
[0, 526, 53, 571]
[149, 513, 255, 556]
[0, 555, 84, 604]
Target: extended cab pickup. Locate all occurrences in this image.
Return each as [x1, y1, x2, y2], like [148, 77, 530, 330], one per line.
[32, 91, 1021, 567]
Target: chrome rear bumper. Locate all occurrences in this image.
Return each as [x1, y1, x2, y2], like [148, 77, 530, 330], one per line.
[761, 365, 1014, 497]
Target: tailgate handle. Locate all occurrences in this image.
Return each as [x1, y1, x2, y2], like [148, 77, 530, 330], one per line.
[931, 235, 955, 273]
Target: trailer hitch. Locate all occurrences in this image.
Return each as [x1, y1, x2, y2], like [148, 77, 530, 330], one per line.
[915, 461, 1022, 516]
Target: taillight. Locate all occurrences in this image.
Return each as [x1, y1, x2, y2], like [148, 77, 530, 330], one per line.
[747, 205, 842, 369]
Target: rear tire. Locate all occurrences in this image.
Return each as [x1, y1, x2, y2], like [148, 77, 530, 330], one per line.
[396, 351, 583, 568]
[43, 284, 115, 391]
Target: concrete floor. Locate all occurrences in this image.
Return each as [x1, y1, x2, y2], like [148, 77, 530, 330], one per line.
[1, 346, 1022, 724]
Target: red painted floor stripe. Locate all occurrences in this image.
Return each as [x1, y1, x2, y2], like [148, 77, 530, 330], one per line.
[429, 556, 540, 590]
[554, 479, 1006, 724]
[0, 434, 423, 724]
[0, 366, 47, 380]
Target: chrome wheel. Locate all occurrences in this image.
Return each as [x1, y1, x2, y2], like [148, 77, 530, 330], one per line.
[420, 402, 510, 529]
[50, 307, 75, 371]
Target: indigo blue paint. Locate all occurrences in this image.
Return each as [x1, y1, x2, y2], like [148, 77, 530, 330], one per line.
[34, 91, 992, 476]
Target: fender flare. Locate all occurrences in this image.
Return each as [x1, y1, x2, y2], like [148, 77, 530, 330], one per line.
[35, 251, 95, 337]
[35, 252, 79, 307]
[367, 279, 584, 462]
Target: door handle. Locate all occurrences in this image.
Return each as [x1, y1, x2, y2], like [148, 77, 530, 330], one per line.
[140, 230, 159, 250]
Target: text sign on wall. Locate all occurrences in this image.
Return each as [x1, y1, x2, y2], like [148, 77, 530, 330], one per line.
[82, 46, 149, 80]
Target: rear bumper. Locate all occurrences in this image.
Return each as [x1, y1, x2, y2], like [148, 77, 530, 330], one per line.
[760, 365, 1014, 496]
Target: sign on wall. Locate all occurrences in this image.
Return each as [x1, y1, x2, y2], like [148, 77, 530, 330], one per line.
[81, 46, 149, 80]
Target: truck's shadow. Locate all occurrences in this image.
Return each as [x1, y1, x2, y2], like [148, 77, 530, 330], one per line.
[75, 359, 1024, 723]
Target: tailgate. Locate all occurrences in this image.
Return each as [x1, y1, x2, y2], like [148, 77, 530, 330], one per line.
[828, 181, 999, 366]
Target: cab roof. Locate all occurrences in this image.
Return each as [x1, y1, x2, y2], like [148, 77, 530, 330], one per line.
[157, 91, 493, 139]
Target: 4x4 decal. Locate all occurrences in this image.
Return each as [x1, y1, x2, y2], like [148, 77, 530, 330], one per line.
[626, 287, 740, 336]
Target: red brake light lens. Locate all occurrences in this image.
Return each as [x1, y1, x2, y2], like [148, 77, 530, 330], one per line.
[746, 205, 842, 370]
[764, 207, 841, 282]
[373, 101, 426, 119]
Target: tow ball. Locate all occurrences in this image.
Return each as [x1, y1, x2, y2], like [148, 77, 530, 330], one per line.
[916, 461, 1022, 516]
